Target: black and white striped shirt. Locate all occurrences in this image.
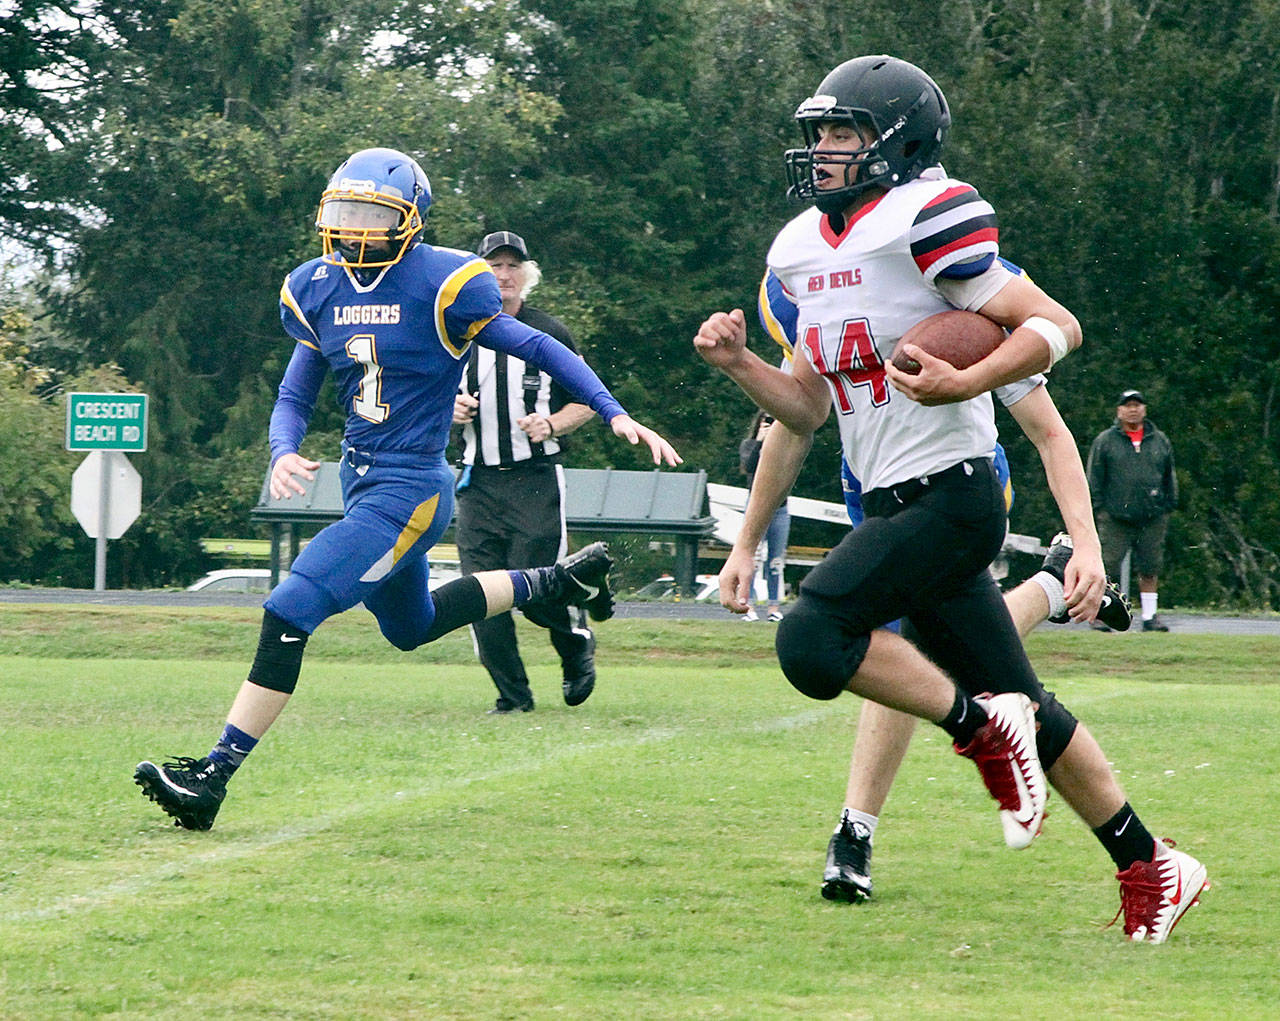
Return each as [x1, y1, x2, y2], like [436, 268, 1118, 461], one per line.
[458, 305, 581, 467]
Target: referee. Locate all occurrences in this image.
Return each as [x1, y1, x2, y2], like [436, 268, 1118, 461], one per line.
[453, 231, 599, 713]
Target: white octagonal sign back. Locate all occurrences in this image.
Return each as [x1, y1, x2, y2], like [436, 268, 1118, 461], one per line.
[71, 451, 142, 539]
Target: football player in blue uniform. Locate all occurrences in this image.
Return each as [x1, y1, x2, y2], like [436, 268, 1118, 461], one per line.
[136, 147, 679, 831]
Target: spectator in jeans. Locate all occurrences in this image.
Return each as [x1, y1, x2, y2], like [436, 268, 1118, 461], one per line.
[1087, 389, 1177, 631]
[738, 410, 792, 621]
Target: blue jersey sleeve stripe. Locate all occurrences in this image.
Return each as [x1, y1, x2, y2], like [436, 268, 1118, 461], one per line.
[279, 276, 321, 349]
[938, 252, 996, 279]
[435, 259, 495, 358]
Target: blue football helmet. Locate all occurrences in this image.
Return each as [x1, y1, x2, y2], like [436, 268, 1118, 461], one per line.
[316, 147, 432, 269]
[785, 55, 950, 215]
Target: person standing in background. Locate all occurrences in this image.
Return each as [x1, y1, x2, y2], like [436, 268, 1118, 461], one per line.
[738, 409, 792, 621]
[1087, 390, 1177, 631]
[454, 231, 600, 713]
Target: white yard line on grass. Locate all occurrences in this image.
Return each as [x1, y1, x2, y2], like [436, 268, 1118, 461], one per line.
[5, 706, 836, 924]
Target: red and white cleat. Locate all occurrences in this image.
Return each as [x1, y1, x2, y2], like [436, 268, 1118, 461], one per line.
[1113, 838, 1209, 943]
[954, 692, 1047, 849]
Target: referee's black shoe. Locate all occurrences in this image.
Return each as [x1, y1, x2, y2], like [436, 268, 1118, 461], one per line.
[134, 756, 228, 830]
[562, 633, 597, 707]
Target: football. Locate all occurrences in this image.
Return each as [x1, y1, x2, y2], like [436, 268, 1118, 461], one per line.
[890, 310, 1005, 375]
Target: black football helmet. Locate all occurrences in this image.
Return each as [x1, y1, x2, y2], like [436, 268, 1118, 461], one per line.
[785, 55, 950, 214]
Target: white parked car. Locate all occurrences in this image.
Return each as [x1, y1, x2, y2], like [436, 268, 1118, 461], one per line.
[187, 569, 282, 594]
[188, 563, 461, 595]
[632, 573, 769, 602]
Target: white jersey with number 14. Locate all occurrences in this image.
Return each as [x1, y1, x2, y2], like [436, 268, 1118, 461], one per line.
[767, 171, 1007, 493]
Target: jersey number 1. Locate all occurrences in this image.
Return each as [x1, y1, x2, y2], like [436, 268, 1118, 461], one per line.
[345, 334, 389, 424]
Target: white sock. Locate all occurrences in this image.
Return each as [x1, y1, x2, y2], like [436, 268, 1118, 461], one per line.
[1141, 592, 1158, 619]
[839, 807, 878, 839]
[1030, 571, 1067, 620]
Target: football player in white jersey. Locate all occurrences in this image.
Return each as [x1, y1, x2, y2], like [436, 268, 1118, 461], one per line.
[695, 55, 1205, 942]
[749, 262, 1134, 905]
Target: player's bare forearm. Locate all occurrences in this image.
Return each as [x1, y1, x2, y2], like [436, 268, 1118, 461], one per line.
[740, 365, 829, 433]
[736, 422, 810, 555]
[694, 309, 828, 432]
[887, 327, 1067, 405]
[896, 277, 1085, 406]
[1009, 388, 1103, 617]
[977, 275, 1082, 382]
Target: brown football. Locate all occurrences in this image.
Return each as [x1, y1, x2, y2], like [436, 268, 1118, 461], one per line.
[890, 310, 1005, 375]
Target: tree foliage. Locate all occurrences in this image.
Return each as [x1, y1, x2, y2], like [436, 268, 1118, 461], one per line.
[2, 0, 1279, 606]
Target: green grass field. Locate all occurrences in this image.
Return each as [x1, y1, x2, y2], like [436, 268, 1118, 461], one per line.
[2, 606, 1277, 1019]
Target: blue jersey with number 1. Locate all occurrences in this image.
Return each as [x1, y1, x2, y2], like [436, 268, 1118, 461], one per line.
[276, 244, 501, 459]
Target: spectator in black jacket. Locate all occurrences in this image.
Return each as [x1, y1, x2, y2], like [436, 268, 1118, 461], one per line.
[1087, 390, 1177, 631]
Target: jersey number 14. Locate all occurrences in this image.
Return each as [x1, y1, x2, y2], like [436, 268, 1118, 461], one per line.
[801, 318, 889, 413]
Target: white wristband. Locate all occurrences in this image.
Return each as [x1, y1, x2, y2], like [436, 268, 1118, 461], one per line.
[1022, 316, 1070, 368]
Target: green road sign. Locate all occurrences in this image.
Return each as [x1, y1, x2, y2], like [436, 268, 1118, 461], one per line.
[65, 392, 149, 452]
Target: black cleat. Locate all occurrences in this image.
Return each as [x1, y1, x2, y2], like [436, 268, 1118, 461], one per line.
[1097, 583, 1133, 631]
[562, 633, 597, 707]
[1040, 532, 1073, 583]
[553, 542, 615, 621]
[1142, 614, 1170, 632]
[134, 756, 228, 831]
[821, 811, 874, 903]
[1042, 532, 1132, 631]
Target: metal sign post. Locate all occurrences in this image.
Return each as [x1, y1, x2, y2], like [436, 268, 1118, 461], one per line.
[96, 450, 109, 589]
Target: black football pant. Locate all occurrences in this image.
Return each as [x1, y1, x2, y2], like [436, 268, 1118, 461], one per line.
[456, 462, 593, 708]
[775, 457, 1077, 768]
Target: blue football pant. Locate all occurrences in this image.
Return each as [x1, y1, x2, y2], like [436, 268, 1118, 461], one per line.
[266, 458, 455, 648]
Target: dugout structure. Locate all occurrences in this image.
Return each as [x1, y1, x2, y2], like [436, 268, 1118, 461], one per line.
[250, 465, 716, 596]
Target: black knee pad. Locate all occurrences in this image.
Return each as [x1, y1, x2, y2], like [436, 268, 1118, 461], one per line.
[775, 600, 870, 701]
[247, 609, 310, 694]
[1033, 688, 1078, 770]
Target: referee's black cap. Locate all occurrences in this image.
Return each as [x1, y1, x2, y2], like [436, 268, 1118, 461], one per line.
[1118, 389, 1146, 405]
[477, 230, 529, 260]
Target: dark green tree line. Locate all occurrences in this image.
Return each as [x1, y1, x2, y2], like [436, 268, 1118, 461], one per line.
[1, 0, 1279, 606]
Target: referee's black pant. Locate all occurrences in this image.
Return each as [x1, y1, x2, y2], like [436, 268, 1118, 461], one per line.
[455, 461, 593, 709]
